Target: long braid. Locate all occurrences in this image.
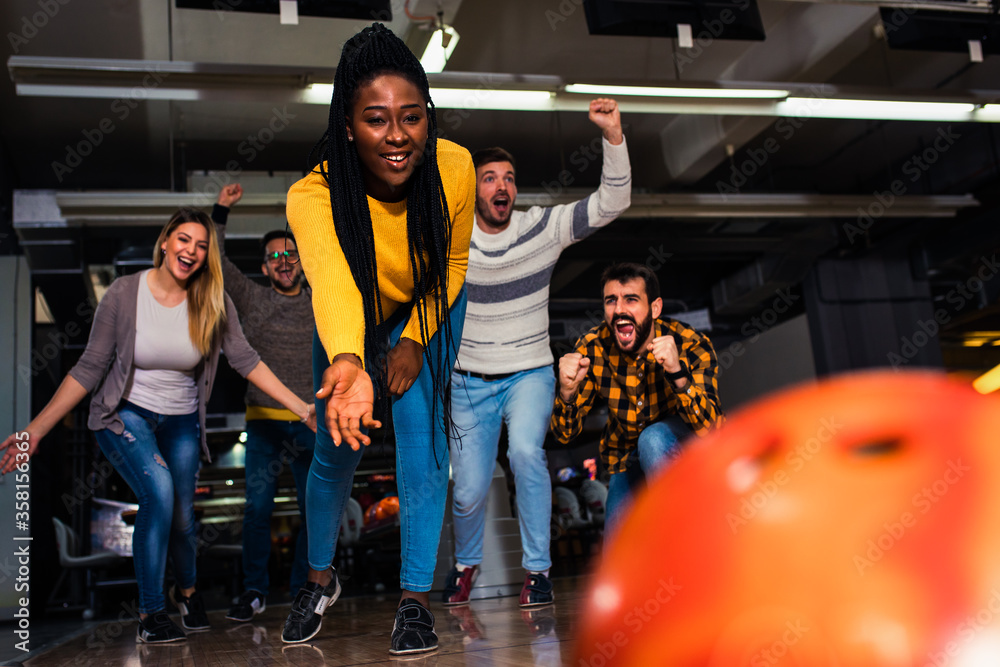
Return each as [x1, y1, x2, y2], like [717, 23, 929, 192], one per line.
[310, 24, 456, 457]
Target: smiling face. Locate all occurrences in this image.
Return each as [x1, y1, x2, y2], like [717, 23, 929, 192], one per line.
[161, 222, 209, 284]
[603, 278, 663, 355]
[261, 236, 303, 295]
[347, 73, 428, 202]
[475, 160, 518, 230]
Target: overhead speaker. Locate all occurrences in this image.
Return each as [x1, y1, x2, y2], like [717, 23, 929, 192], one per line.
[880, 7, 1000, 54]
[582, 0, 765, 41]
[175, 0, 392, 21]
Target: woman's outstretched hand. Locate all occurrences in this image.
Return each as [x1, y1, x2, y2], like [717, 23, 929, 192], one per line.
[0, 431, 37, 475]
[316, 355, 382, 450]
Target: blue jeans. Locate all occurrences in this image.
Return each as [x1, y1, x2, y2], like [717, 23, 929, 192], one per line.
[93, 402, 201, 614]
[242, 419, 315, 595]
[604, 417, 691, 542]
[306, 288, 467, 592]
[449, 366, 556, 572]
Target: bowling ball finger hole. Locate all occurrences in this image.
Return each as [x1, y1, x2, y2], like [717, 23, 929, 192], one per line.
[850, 437, 903, 458]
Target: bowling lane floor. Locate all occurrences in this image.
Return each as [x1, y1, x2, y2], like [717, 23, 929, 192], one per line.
[15, 576, 589, 666]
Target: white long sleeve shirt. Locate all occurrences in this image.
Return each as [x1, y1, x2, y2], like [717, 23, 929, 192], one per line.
[456, 137, 632, 374]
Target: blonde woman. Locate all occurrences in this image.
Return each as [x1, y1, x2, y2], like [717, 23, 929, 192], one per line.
[0, 208, 316, 643]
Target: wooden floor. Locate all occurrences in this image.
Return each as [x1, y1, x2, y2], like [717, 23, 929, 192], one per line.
[25, 577, 584, 666]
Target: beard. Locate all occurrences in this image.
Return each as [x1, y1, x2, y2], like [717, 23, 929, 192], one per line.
[268, 269, 302, 294]
[610, 311, 654, 355]
[475, 197, 513, 229]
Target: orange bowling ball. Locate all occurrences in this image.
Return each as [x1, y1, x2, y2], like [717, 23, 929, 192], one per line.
[574, 371, 1000, 667]
[364, 496, 401, 525]
[375, 495, 400, 521]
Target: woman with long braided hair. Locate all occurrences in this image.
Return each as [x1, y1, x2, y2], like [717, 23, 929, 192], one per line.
[280, 24, 474, 654]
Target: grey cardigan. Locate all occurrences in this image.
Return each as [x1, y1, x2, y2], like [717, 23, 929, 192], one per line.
[68, 271, 261, 461]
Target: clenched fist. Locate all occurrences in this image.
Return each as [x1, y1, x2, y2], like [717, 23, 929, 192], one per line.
[649, 335, 688, 388]
[588, 98, 623, 145]
[559, 352, 592, 402]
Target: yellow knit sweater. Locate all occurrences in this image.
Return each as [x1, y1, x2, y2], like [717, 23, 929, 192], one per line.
[287, 138, 475, 364]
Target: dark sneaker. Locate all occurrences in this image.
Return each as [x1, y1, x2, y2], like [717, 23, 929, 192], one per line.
[226, 590, 266, 622]
[281, 570, 341, 644]
[389, 598, 438, 655]
[169, 586, 211, 631]
[442, 564, 478, 606]
[136, 610, 186, 644]
[519, 572, 555, 608]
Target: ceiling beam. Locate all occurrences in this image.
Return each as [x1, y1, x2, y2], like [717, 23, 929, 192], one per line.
[13, 190, 979, 234]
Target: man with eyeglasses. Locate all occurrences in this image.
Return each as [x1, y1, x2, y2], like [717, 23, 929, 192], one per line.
[211, 183, 316, 623]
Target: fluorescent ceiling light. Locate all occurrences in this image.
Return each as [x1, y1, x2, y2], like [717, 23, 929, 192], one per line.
[973, 363, 1000, 394]
[302, 85, 553, 111]
[430, 88, 554, 111]
[974, 104, 1000, 122]
[15, 84, 204, 101]
[304, 83, 332, 105]
[778, 98, 977, 122]
[565, 83, 789, 99]
[9, 57, 1000, 120]
[420, 25, 460, 74]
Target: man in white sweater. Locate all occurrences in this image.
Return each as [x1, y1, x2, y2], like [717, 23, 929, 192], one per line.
[444, 98, 631, 607]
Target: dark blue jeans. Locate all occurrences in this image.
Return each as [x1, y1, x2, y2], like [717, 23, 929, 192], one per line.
[242, 419, 315, 595]
[605, 416, 691, 542]
[94, 402, 200, 614]
[306, 288, 467, 592]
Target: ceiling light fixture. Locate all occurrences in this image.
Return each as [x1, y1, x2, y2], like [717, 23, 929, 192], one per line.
[778, 97, 977, 122]
[9, 57, 1000, 122]
[420, 24, 460, 74]
[973, 363, 1000, 394]
[303, 84, 554, 110]
[430, 87, 553, 111]
[565, 83, 790, 99]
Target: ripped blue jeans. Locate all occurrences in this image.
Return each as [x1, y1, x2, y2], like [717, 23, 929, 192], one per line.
[94, 402, 201, 614]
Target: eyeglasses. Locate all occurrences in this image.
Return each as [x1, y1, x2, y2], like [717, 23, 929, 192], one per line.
[265, 250, 300, 265]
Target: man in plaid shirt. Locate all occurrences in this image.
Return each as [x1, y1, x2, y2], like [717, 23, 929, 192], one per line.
[551, 262, 724, 537]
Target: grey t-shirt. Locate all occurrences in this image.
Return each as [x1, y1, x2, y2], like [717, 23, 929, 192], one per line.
[124, 270, 201, 415]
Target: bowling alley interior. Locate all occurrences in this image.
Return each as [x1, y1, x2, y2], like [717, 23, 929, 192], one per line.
[2, 0, 1000, 665]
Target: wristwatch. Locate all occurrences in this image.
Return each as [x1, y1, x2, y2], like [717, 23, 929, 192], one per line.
[665, 367, 687, 383]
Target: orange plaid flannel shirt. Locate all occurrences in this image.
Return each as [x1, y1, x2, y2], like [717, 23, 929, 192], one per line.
[551, 317, 724, 474]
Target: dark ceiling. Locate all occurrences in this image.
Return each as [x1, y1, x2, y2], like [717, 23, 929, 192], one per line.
[2, 0, 1000, 379]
